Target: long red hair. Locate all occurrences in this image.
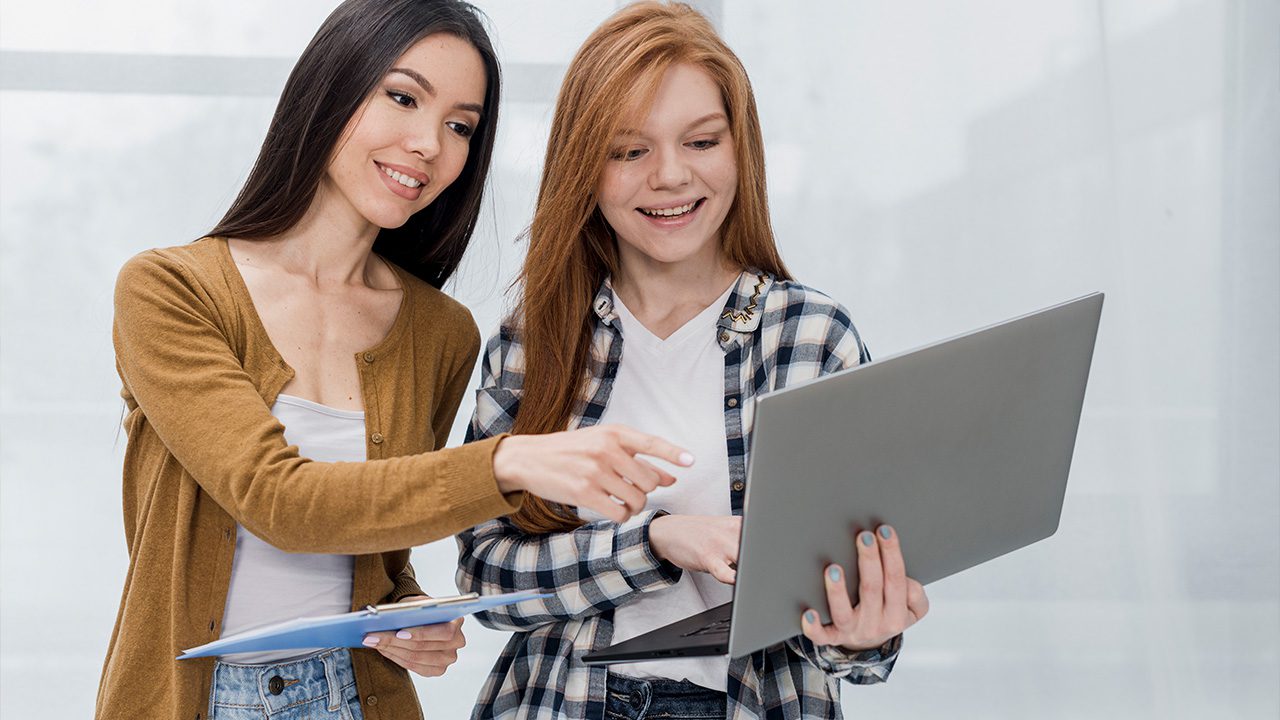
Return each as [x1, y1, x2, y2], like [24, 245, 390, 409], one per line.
[510, 1, 791, 534]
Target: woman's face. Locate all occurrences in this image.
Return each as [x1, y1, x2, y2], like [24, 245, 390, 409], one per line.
[596, 63, 738, 268]
[323, 33, 487, 232]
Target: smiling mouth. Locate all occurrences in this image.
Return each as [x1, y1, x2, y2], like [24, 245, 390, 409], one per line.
[380, 164, 423, 189]
[637, 198, 704, 218]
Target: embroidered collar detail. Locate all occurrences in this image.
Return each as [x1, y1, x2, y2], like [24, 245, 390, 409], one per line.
[591, 271, 774, 330]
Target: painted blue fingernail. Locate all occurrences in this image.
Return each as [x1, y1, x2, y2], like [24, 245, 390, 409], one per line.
[827, 565, 842, 582]
[805, 610, 818, 624]
[879, 526, 892, 540]
[861, 531, 875, 547]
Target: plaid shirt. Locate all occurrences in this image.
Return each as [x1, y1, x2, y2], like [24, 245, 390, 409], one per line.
[456, 270, 901, 719]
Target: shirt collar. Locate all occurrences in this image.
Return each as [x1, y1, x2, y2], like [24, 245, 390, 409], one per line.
[590, 270, 774, 333]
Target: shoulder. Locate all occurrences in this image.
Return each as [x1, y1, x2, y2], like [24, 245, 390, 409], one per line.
[476, 319, 526, 390]
[395, 267, 476, 329]
[390, 261, 481, 358]
[760, 277, 859, 332]
[758, 276, 869, 371]
[114, 237, 234, 309]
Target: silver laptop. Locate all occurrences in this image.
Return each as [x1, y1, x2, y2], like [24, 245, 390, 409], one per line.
[582, 292, 1103, 664]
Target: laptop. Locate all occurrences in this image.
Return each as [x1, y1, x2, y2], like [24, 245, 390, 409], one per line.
[582, 292, 1103, 664]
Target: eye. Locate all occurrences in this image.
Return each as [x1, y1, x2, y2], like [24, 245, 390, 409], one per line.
[386, 90, 416, 108]
[688, 139, 719, 151]
[447, 121, 475, 138]
[609, 147, 647, 161]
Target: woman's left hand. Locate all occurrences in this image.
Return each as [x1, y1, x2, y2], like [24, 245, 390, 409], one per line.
[361, 597, 466, 677]
[800, 525, 929, 652]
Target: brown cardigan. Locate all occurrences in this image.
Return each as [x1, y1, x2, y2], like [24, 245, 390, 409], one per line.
[96, 237, 521, 719]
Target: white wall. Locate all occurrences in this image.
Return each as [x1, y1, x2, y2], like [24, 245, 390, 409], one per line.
[1, 1, 1276, 717]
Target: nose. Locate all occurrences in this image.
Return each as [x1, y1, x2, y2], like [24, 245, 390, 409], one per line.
[648, 145, 691, 191]
[404, 121, 442, 162]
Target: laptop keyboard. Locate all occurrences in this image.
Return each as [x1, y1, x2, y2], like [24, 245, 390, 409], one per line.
[680, 616, 731, 638]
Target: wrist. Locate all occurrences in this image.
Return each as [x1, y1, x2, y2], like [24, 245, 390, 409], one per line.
[491, 434, 524, 494]
[647, 514, 671, 561]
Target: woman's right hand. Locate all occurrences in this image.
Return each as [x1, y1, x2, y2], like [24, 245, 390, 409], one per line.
[649, 514, 742, 585]
[491, 425, 693, 523]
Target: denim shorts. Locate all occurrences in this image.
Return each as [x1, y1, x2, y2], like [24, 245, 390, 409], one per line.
[208, 648, 364, 720]
[605, 673, 727, 720]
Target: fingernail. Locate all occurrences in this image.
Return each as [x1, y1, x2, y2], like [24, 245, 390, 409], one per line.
[827, 565, 842, 582]
[362, 636, 379, 647]
[879, 526, 892, 540]
[396, 630, 412, 640]
[805, 610, 818, 624]
[679, 452, 695, 466]
[861, 531, 875, 547]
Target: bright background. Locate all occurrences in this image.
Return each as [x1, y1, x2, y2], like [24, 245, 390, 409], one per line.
[1, 0, 1277, 717]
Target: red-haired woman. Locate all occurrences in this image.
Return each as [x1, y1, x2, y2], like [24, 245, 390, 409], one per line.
[457, 3, 929, 718]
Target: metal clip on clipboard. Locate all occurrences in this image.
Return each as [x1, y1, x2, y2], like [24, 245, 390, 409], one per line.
[364, 593, 480, 615]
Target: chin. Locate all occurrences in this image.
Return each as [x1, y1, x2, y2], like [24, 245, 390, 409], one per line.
[363, 205, 419, 231]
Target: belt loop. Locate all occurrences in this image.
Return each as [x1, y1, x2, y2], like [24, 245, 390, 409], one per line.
[322, 650, 342, 711]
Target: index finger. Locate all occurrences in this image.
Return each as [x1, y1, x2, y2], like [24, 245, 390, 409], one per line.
[614, 427, 693, 468]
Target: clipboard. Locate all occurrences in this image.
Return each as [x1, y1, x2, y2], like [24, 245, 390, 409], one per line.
[178, 590, 549, 659]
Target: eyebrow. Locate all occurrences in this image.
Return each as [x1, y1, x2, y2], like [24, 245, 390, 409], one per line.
[617, 111, 729, 138]
[388, 67, 484, 114]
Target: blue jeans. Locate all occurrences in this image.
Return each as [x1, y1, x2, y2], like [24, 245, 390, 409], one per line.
[605, 673, 727, 720]
[208, 648, 364, 720]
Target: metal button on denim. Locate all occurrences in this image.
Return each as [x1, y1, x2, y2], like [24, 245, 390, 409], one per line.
[268, 675, 284, 695]
[726, 397, 738, 408]
[732, 481, 745, 492]
[630, 690, 643, 706]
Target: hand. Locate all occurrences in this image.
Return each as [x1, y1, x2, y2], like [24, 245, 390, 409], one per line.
[649, 514, 742, 584]
[361, 598, 465, 678]
[491, 424, 693, 523]
[800, 525, 929, 652]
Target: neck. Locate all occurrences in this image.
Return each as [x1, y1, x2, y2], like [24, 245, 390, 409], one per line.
[612, 241, 741, 332]
[262, 181, 385, 288]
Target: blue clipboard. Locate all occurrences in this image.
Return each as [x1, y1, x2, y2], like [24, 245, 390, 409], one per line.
[178, 590, 549, 660]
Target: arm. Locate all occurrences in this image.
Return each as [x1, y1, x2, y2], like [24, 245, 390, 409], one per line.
[455, 511, 681, 632]
[113, 251, 519, 555]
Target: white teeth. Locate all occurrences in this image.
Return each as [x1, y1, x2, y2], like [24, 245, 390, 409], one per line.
[640, 201, 697, 218]
[382, 165, 422, 189]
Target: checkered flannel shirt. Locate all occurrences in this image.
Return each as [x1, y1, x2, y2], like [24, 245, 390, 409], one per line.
[456, 270, 901, 719]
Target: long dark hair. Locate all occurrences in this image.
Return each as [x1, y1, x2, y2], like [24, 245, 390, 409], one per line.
[208, 0, 501, 288]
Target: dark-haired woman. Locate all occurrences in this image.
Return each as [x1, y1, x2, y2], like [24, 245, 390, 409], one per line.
[97, 2, 690, 718]
[457, 3, 928, 719]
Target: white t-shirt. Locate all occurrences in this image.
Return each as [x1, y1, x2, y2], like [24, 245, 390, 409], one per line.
[581, 283, 736, 692]
[219, 394, 365, 664]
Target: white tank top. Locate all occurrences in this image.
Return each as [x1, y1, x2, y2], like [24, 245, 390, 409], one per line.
[218, 394, 365, 663]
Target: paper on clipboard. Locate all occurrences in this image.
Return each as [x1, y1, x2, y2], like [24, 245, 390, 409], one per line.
[178, 590, 549, 660]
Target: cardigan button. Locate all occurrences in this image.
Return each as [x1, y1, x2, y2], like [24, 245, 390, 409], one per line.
[371, 432, 385, 444]
[366, 695, 379, 707]
[363, 352, 375, 363]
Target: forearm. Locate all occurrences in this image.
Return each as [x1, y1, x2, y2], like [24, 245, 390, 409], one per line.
[456, 510, 682, 631]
